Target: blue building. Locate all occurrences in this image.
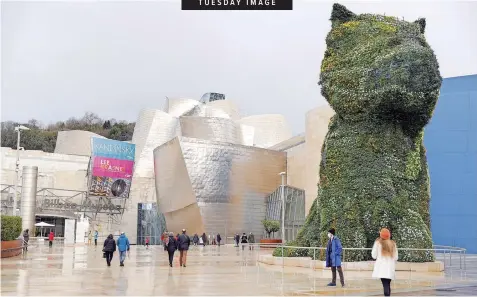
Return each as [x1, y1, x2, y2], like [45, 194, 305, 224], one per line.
[425, 74, 477, 253]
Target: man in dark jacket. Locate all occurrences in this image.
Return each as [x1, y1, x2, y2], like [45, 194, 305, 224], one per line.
[193, 234, 199, 246]
[177, 229, 191, 267]
[216, 234, 222, 246]
[234, 233, 240, 247]
[23, 229, 30, 251]
[248, 232, 255, 250]
[166, 232, 177, 267]
[240, 232, 248, 251]
[103, 234, 116, 267]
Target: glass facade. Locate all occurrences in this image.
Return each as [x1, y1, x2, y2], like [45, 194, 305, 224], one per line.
[265, 185, 306, 241]
[35, 216, 65, 237]
[136, 203, 166, 245]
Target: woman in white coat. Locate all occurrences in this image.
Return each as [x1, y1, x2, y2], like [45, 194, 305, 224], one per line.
[372, 228, 398, 296]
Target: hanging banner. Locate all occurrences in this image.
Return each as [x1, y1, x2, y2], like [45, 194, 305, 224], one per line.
[89, 138, 135, 198]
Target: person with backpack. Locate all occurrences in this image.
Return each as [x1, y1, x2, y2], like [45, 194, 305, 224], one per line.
[372, 228, 398, 296]
[177, 229, 191, 267]
[240, 232, 248, 251]
[166, 232, 177, 267]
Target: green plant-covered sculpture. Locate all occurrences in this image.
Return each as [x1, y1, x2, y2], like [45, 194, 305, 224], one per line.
[287, 4, 442, 262]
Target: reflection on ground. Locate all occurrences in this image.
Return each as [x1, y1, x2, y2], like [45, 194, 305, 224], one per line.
[1, 242, 476, 296]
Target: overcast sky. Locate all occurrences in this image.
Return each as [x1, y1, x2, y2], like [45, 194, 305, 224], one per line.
[2, 1, 476, 134]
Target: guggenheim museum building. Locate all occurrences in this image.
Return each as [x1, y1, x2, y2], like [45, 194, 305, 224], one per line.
[2, 75, 476, 253]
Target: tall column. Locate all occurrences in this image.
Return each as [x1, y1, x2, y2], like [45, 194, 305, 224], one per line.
[21, 166, 38, 234]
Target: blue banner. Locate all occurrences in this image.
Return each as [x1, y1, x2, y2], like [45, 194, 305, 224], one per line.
[91, 138, 135, 161]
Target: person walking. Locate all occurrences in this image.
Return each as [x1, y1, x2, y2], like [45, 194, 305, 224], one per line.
[162, 232, 167, 251]
[216, 233, 222, 246]
[326, 228, 345, 287]
[248, 232, 255, 250]
[103, 234, 116, 267]
[177, 229, 191, 267]
[240, 232, 248, 251]
[48, 231, 55, 248]
[166, 232, 177, 267]
[372, 228, 398, 296]
[94, 230, 99, 246]
[23, 229, 30, 251]
[117, 232, 130, 267]
[201, 233, 207, 246]
[145, 237, 150, 249]
[193, 234, 199, 246]
[88, 231, 92, 246]
[234, 233, 240, 247]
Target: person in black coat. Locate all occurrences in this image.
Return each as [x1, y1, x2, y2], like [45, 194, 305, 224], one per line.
[234, 233, 240, 247]
[166, 232, 177, 267]
[241, 233, 248, 251]
[103, 234, 116, 266]
[216, 233, 222, 246]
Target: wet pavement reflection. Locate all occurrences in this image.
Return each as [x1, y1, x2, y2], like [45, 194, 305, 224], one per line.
[1, 243, 476, 296]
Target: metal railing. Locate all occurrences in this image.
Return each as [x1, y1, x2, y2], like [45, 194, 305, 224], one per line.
[255, 244, 467, 272]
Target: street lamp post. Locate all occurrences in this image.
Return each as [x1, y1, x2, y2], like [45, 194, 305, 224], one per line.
[279, 172, 286, 244]
[13, 125, 30, 216]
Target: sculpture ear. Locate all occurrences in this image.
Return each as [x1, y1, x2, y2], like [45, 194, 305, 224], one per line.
[330, 3, 356, 27]
[414, 18, 426, 34]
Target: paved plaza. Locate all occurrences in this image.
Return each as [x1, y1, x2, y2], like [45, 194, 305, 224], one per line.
[1, 242, 476, 296]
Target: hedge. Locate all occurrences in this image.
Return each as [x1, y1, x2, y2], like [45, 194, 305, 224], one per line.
[1, 215, 22, 241]
[276, 4, 441, 262]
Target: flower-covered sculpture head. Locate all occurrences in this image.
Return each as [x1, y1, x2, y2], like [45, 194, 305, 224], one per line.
[319, 4, 442, 135]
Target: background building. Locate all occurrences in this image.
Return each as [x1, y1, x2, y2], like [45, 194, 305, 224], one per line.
[424, 75, 477, 253]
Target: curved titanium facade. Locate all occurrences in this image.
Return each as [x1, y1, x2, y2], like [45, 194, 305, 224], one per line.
[206, 100, 241, 120]
[180, 117, 242, 144]
[54, 130, 105, 156]
[21, 166, 38, 234]
[132, 109, 180, 178]
[238, 114, 293, 148]
[154, 137, 286, 237]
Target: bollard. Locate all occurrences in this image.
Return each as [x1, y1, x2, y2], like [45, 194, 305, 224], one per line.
[450, 250, 452, 267]
[282, 244, 285, 269]
[459, 250, 462, 270]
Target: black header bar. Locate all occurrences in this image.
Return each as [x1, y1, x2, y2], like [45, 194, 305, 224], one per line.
[182, 0, 293, 10]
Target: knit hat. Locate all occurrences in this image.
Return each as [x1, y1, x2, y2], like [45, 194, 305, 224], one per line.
[380, 228, 391, 240]
[328, 228, 336, 235]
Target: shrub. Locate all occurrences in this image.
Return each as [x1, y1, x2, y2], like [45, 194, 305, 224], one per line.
[1, 215, 22, 241]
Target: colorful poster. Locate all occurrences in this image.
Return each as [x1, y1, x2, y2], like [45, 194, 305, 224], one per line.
[89, 138, 135, 198]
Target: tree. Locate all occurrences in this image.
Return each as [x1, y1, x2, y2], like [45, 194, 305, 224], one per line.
[102, 120, 111, 129]
[1, 112, 136, 153]
[262, 220, 280, 238]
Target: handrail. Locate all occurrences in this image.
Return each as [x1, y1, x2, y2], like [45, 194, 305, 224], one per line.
[264, 244, 467, 272]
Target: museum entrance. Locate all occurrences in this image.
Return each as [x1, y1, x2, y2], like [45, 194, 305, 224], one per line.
[137, 203, 166, 245]
[35, 216, 66, 237]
